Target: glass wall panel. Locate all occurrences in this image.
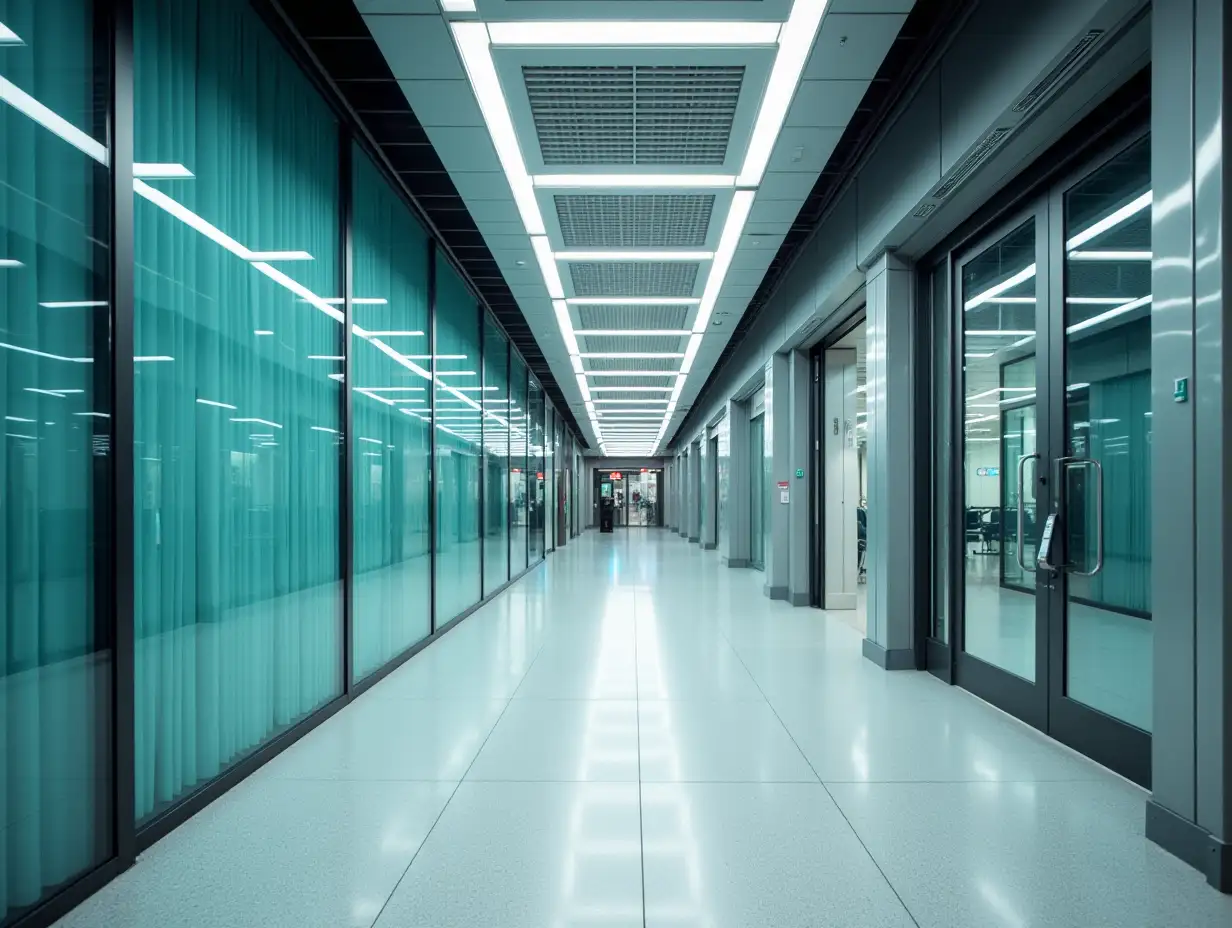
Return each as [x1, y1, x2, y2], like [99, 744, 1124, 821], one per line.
[482, 315, 509, 594]
[350, 146, 431, 682]
[510, 355, 529, 572]
[1062, 137, 1152, 730]
[546, 407, 555, 552]
[750, 416, 765, 570]
[132, 0, 343, 822]
[528, 378, 545, 562]
[930, 264, 951, 642]
[1, 1, 114, 918]
[433, 255, 481, 622]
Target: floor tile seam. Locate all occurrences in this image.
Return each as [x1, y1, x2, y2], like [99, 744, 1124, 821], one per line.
[365, 611, 549, 928]
[722, 627, 924, 928]
[634, 587, 648, 928]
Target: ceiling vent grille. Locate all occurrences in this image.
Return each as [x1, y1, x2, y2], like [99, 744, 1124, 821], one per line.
[933, 127, 1010, 200]
[912, 202, 937, 219]
[580, 334, 684, 354]
[569, 261, 700, 297]
[524, 65, 743, 166]
[1012, 30, 1106, 114]
[591, 389, 673, 402]
[555, 194, 714, 248]
[584, 356, 681, 372]
[586, 375, 675, 388]
[576, 304, 690, 329]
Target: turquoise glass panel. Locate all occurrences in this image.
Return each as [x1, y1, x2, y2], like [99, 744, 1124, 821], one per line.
[528, 377, 545, 562]
[510, 355, 529, 572]
[482, 315, 509, 594]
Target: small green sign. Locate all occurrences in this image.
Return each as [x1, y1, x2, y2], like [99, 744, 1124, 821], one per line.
[1174, 377, 1189, 403]
[795, 468, 805, 479]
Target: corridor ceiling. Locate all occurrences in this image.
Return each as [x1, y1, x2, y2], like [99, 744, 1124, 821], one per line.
[339, 0, 916, 454]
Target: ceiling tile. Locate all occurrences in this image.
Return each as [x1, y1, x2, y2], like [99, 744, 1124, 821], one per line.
[422, 127, 500, 172]
[398, 80, 484, 127]
[766, 126, 843, 173]
[749, 198, 804, 224]
[757, 171, 820, 200]
[803, 13, 907, 81]
[450, 172, 513, 201]
[364, 14, 464, 81]
[785, 79, 868, 128]
[462, 198, 524, 223]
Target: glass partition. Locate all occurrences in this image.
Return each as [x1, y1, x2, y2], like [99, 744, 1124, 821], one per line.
[482, 315, 510, 594]
[528, 377, 545, 563]
[510, 355, 529, 572]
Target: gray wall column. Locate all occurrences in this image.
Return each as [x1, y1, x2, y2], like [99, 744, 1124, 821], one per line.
[764, 354, 790, 600]
[787, 349, 811, 606]
[723, 400, 751, 567]
[689, 443, 701, 542]
[1146, 0, 1231, 891]
[863, 252, 916, 670]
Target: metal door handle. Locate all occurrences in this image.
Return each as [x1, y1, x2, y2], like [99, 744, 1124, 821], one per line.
[1060, 457, 1104, 577]
[1016, 452, 1040, 574]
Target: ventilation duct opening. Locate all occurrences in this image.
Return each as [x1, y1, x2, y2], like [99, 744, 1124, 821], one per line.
[555, 194, 715, 248]
[1012, 30, 1106, 114]
[933, 127, 1010, 200]
[569, 262, 700, 298]
[576, 305, 691, 329]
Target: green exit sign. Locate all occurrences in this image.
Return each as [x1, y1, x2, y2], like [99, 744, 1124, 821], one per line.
[795, 468, 805, 479]
[1174, 377, 1189, 403]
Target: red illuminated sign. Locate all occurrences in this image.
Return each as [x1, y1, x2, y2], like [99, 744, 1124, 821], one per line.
[640, 468, 648, 473]
[536, 472, 544, 480]
[610, 472, 622, 480]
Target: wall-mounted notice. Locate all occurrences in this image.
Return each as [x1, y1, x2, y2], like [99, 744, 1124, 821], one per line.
[777, 480, 789, 504]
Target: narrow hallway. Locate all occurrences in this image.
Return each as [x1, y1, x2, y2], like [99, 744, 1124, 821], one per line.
[58, 533, 1232, 928]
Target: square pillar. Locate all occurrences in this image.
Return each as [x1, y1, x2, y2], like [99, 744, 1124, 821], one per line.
[863, 252, 916, 669]
[723, 400, 751, 567]
[764, 353, 790, 600]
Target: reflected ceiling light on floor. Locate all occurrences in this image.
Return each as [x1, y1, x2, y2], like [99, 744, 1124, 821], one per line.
[566, 297, 699, 306]
[964, 263, 1037, 310]
[451, 23, 545, 235]
[694, 189, 755, 332]
[1067, 250, 1152, 261]
[1065, 191, 1152, 249]
[738, 0, 830, 185]
[680, 333, 703, 374]
[1066, 294, 1152, 334]
[487, 20, 781, 47]
[534, 175, 736, 189]
[134, 163, 194, 178]
[555, 250, 713, 262]
[532, 236, 564, 298]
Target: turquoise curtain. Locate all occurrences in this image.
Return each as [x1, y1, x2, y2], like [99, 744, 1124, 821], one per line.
[1, 1, 113, 919]
[529, 377, 545, 562]
[433, 255, 481, 623]
[350, 146, 431, 682]
[132, 0, 343, 823]
[482, 316, 509, 594]
[510, 355, 529, 572]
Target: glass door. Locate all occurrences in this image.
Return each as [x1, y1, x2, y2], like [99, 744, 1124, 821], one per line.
[750, 415, 766, 570]
[953, 134, 1151, 784]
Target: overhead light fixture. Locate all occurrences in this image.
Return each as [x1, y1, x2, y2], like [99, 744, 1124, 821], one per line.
[592, 399, 670, 405]
[1, 259, 25, 268]
[39, 300, 108, 308]
[566, 297, 698, 306]
[738, 0, 831, 186]
[555, 250, 713, 262]
[570, 355, 584, 373]
[553, 299, 580, 355]
[1066, 191, 1151, 249]
[574, 329, 692, 337]
[534, 175, 736, 189]
[248, 251, 313, 262]
[1066, 294, 1151, 334]
[575, 374, 593, 403]
[590, 385, 674, 392]
[694, 189, 755, 331]
[964, 264, 1037, 310]
[487, 20, 781, 46]
[531, 236, 564, 298]
[134, 163, 194, 179]
[681, 333, 703, 374]
[365, 330, 424, 337]
[440, 0, 476, 10]
[451, 23, 545, 235]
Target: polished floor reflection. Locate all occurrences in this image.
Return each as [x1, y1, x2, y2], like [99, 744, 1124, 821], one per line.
[54, 532, 1231, 928]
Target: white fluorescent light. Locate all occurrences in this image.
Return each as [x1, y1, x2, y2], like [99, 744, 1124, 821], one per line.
[0, 75, 106, 163]
[134, 355, 175, 362]
[440, 0, 476, 10]
[964, 352, 994, 359]
[1065, 191, 1152, 249]
[580, 352, 684, 359]
[574, 329, 692, 337]
[576, 374, 592, 403]
[5, 416, 34, 423]
[365, 330, 424, 337]
[134, 163, 194, 179]
[964, 329, 1034, 336]
[0, 21, 23, 44]
[681, 333, 703, 374]
[254, 330, 274, 336]
[694, 189, 755, 331]
[436, 370, 477, 377]
[405, 355, 466, 361]
[487, 21, 781, 46]
[0, 259, 25, 268]
[553, 300, 580, 355]
[532, 236, 564, 298]
[451, 23, 545, 236]
[555, 250, 713, 262]
[39, 300, 108, 308]
[232, 418, 283, 428]
[964, 263, 1037, 310]
[248, 251, 313, 262]
[583, 370, 678, 377]
[534, 174, 735, 189]
[593, 399, 670, 405]
[738, 0, 830, 186]
[1067, 250, 1152, 261]
[566, 297, 698, 306]
[196, 398, 237, 410]
[570, 355, 584, 373]
[135, 180, 250, 259]
[308, 355, 345, 360]
[1066, 294, 1152, 334]
[25, 388, 83, 397]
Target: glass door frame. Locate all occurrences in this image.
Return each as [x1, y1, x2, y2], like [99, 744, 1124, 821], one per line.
[942, 130, 1151, 786]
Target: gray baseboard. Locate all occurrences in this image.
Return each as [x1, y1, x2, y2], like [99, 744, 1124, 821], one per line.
[789, 591, 810, 607]
[766, 585, 788, 601]
[724, 557, 750, 568]
[1146, 799, 1232, 892]
[703, 542, 717, 550]
[862, 637, 916, 671]
[688, 535, 700, 543]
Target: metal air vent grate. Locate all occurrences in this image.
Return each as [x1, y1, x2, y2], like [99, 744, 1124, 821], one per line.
[556, 194, 714, 248]
[525, 65, 743, 166]
[569, 262, 700, 297]
[1013, 30, 1105, 114]
[580, 335, 685, 354]
[913, 202, 938, 219]
[933, 127, 1010, 200]
[592, 390, 673, 402]
[584, 356, 681, 372]
[576, 305, 690, 329]
[586, 375, 675, 388]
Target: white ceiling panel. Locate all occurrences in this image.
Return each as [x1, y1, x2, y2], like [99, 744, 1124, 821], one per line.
[397, 79, 484, 127]
[785, 79, 869, 127]
[462, 198, 524, 223]
[757, 171, 820, 200]
[765, 126, 843, 173]
[356, 0, 438, 12]
[449, 171, 514, 201]
[803, 13, 907, 81]
[749, 197, 807, 224]
[363, 15, 465, 80]
[422, 126, 503, 172]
